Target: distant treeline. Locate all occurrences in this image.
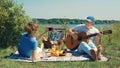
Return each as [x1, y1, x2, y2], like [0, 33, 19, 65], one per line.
[32, 18, 120, 24]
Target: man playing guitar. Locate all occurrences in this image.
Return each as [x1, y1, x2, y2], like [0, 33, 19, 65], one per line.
[68, 16, 102, 61]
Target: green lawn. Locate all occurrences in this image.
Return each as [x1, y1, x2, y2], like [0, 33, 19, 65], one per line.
[0, 23, 120, 68]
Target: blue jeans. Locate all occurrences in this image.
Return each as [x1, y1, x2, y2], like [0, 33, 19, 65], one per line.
[77, 40, 97, 56]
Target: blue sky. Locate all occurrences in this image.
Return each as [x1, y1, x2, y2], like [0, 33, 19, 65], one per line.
[15, 0, 120, 20]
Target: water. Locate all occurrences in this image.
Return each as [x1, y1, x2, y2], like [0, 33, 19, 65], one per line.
[39, 24, 112, 29]
[67, 24, 112, 28]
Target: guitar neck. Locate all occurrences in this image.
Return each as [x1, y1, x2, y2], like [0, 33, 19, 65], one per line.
[66, 30, 112, 50]
[87, 33, 98, 38]
[78, 33, 98, 41]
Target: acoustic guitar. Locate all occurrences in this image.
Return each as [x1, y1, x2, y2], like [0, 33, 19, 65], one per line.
[66, 30, 112, 50]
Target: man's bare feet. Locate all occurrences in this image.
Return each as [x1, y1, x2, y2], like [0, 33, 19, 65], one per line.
[97, 46, 102, 60]
[90, 49, 97, 61]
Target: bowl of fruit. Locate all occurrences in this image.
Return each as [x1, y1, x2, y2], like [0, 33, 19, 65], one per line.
[50, 45, 66, 57]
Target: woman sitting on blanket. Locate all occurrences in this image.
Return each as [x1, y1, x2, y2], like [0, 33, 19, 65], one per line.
[17, 22, 48, 61]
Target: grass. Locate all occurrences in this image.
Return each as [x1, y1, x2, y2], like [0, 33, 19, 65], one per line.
[0, 23, 120, 68]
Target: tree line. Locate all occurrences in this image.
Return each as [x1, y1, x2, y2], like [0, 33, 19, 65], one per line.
[32, 18, 120, 24]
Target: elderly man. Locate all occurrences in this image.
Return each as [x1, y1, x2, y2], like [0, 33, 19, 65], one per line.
[68, 16, 102, 61]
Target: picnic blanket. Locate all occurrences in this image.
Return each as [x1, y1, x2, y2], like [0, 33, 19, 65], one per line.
[8, 50, 109, 62]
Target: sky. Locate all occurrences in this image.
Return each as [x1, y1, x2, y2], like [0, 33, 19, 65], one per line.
[15, 0, 120, 20]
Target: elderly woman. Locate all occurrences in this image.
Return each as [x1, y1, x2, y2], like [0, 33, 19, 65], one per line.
[17, 22, 48, 61]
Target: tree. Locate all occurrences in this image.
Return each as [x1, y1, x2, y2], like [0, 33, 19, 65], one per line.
[0, 0, 31, 48]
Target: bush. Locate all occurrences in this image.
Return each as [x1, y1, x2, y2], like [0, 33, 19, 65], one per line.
[0, 0, 31, 48]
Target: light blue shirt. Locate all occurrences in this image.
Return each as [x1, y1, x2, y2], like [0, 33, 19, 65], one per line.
[73, 24, 99, 42]
[18, 32, 38, 58]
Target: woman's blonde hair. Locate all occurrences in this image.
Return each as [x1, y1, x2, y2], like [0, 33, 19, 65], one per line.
[24, 22, 38, 35]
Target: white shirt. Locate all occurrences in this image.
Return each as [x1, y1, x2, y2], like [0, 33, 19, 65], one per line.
[73, 24, 99, 42]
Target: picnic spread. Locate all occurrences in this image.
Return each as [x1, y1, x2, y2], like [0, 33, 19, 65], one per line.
[8, 28, 111, 62]
[8, 45, 109, 62]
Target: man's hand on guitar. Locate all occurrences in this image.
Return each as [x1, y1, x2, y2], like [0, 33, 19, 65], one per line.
[97, 44, 102, 51]
[97, 32, 102, 38]
[96, 33, 102, 45]
[72, 33, 78, 40]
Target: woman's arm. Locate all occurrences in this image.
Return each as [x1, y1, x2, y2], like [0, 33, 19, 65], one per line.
[36, 28, 49, 41]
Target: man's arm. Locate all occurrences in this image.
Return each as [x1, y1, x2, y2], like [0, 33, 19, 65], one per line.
[95, 33, 102, 45]
[95, 33, 103, 50]
[68, 28, 75, 35]
[68, 28, 78, 40]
